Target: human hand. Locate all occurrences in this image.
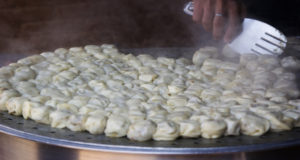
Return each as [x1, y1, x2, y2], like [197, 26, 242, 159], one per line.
[192, 0, 246, 43]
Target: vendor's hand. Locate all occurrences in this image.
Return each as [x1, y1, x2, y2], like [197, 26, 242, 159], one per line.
[192, 0, 246, 43]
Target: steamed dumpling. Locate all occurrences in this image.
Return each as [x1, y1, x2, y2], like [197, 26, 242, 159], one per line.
[127, 120, 157, 141]
[201, 119, 227, 139]
[240, 114, 270, 136]
[104, 114, 130, 137]
[153, 121, 179, 141]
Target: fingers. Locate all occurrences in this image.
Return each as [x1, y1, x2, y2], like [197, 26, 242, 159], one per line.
[192, 0, 203, 23]
[191, 0, 245, 43]
[224, 0, 241, 43]
[212, 0, 225, 40]
[202, 0, 214, 32]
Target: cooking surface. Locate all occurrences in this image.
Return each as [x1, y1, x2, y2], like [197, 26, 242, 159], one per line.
[0, 47, 300, 154]
[1, 110, 300, 154]
[0, 1, 299, 159]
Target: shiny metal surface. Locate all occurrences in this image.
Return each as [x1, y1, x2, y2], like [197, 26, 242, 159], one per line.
[1, 111, 300, 155]
[1, 132, 300, 160]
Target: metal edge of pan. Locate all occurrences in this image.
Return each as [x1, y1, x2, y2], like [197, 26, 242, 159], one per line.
[0, 111, 300, 155]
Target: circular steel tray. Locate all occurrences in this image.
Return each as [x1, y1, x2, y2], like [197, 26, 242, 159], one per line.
[0, 47, 300, 154]
[0, 111, 300, 154]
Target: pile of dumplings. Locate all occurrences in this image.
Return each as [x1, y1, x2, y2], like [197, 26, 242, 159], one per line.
[0, 44, 299, 142]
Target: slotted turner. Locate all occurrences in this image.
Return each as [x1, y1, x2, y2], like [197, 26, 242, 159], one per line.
[184, 2, 287, 56]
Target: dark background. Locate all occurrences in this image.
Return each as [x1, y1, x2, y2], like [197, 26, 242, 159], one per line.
[0, 0, 299, 54]
[243, 0, 300, 36]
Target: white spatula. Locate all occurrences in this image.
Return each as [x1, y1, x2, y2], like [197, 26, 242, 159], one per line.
[184, 1, 287, 56]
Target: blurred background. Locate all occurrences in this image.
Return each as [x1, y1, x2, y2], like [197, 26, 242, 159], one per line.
[0, 0, 299, 54]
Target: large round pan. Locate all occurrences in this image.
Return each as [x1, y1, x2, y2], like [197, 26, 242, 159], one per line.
[0, 47, 300, 155]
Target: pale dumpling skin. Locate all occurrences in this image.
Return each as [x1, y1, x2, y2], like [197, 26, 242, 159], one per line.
[153, 121, 180, 141]
[127, 120, 157, 141]
[14, 66, 36, 81]
[240, 114, 270, 136]
[281, 56, 300, 70]
[192, 47, 218, 66]
[283, 110, 300, 127]
[84, 115, 107, 134]
[178, 120, 201, 138]
[22, 101, 40, 119]
[250, 107, 291, 132]
[6, 97, 27, 116]
[0, 89, 19, 111]
[66, 115, 87, 132]
[49, 110, 71, 128]
[264, 112, 291, 132]
[167, 95, 188, 107]
[30, 105, 51, 124]
[104, 115, 130, 137]
[288, 99, 300, 109]
[128, 109, 146, 123]
[167, 111, 190, 123]
[224, 117, 240, 136]
[201, 119, 227, 139]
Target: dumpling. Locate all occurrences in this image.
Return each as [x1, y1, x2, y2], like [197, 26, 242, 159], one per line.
[167, 95, 188, 107]
[22, 101, 39, 119]
[49, 110, 71, 128]
[0, 79, 11, 90]
[201, 119, 226, 139]
[30, 96, 51, 104]
[190, 114, 211, 123]
[192, 47, 218, 66]
[30, 105, 51, 124]
[281, 56, 300, 70]
[153, 121, 179, 141]
[224, 117, 240, 136]
[14, 66, 36, 81]
[283, 109, 300, 127]
[200, 65, 218, 76]
[84, 115, 107, 134]
[53, 70, 77, 83]
[288, 99, 300, 109]
[16, 81, 39, 97]
[104, 115, 130, 137]
[68, 96, 90, 107]
[258, 55, 280, 71]
[6, 97, 27, 116]
[157, 57, 175, 66]
[128, 108, 146, 123]
[200, 89, 221, 103]
[0, 89, 20, 111]
[240, 54, 258, 66]
[178, 120, 201, 138]
[219, 62, 240, 71]
[54, 47, 69, 56]
[0, 66, 15, 79]
[127, 120, 157, 141]
[66, 115, 87, 131]
[17, 55, 45, 66]
[41, 88, 70, 102]
[57, 103, 78, 113]
[167, 111, 190, 123]
[264, 112, 291, 131]
[168, 78, 186, 94]
[240, 114, 270, 136]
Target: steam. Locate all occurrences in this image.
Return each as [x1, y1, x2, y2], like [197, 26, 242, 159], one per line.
[1, 0, 298, 56]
